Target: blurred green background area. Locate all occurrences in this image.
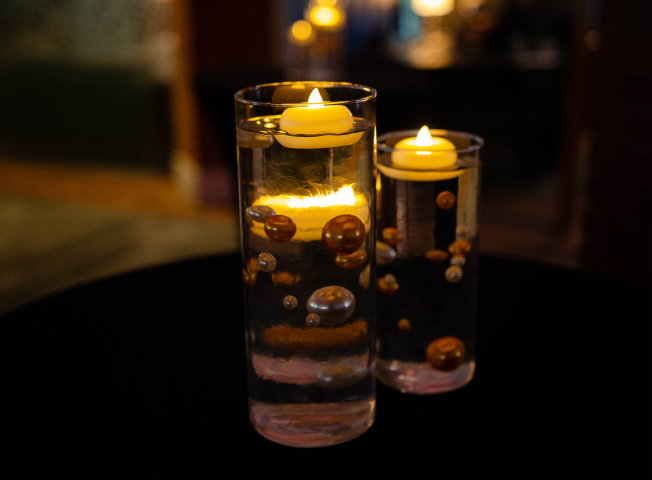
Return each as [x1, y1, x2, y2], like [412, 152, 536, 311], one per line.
[0, 59, 172, 170]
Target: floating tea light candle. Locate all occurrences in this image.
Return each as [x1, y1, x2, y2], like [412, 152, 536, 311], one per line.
[275, 88, 363, 149]
[251, 184, 370, 242]
[377, 126, 463, 181]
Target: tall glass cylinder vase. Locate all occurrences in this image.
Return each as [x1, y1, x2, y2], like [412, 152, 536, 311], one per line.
[235, 82, 377, 447]
[375, 129, 483, 394]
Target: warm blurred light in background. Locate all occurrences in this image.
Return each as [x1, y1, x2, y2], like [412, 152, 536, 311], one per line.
[285, 0, 347, 80]
[0, 0, 649, 314]
[289, 20, 315, 45]
[411, 0, 455, 17]
[307, 2, 344, 29]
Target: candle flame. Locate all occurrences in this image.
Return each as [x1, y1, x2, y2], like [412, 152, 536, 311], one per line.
[416, 125, 433, 146]
[307, 88, 323, 108]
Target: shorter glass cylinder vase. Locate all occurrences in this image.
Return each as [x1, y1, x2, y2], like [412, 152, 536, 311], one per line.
[375, 129, 483, 394]
[235, 82, 377, 446]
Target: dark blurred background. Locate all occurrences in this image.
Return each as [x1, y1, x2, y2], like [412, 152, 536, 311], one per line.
[0, 0, 650, 314]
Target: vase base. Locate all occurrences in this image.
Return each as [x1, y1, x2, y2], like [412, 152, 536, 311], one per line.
[249, 397, 375, 448]
[377, 359, 475, 394]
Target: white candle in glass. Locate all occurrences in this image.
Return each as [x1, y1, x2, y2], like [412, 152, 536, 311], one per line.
[377, 126, 463, 181]
[275, 89, 363, 149]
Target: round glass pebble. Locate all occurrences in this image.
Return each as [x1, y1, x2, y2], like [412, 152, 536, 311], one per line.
[382, 227, 402, 245]
[264, 215, 296, 242]
[335, 250, 367, 269]
[246, 205, 276, 223]
[426, 249, 448, 262]
[426, 336, 466, 372]
[359, 264, 370, 291]
[445, 265, 463, 283]
[449, 240, 471, 256]
[378, 274, 399, 295]
[306, 313, 321, 327]
[436, 191, 456, 210]
[398, 319, 411, 332]
[376, 241, 396, 265]
[306, 286, 356, 326]
[283, 295, 298, 310]
[450, 254, 466, 266]
[258, 253, 277, 272]
[322, 214, 366, 255]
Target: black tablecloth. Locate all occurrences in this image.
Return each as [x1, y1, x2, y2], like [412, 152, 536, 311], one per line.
[2, 254, 650, 479]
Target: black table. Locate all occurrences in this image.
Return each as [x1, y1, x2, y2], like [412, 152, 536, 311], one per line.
[2, 254, 650, 479]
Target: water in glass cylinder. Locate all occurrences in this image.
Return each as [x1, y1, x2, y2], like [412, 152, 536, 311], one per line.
[376, 149, 480, 394]
[237, 116, 376, 447]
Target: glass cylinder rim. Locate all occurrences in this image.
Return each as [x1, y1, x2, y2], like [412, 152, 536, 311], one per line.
[235, 81, 377, 107]
[378, 129, 484, 155]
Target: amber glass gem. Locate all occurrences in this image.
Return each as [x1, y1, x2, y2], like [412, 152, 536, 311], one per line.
[335, 250, 367, 269]
[426, 249, 448, 262]
[436, 191, 456, 210]
[264, 215, 296, 242]
[382, 227, 402, 245]
[378, 274, 399, 295]
[248, 257, 260, 273]
[246, 258, 259, 285]
[263, 319, 368, 351]
[450, 254, 466, 266]
[359, 264, 370, 290]
[397, 319, 411, 331]
[271, 271, 301, 286]
[242, 268, 249, 285]
[322, 214, 366, 255]
[445, 265, 463, 283]
[448, 240, 471, 256]
[426, 336, 466, 371]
